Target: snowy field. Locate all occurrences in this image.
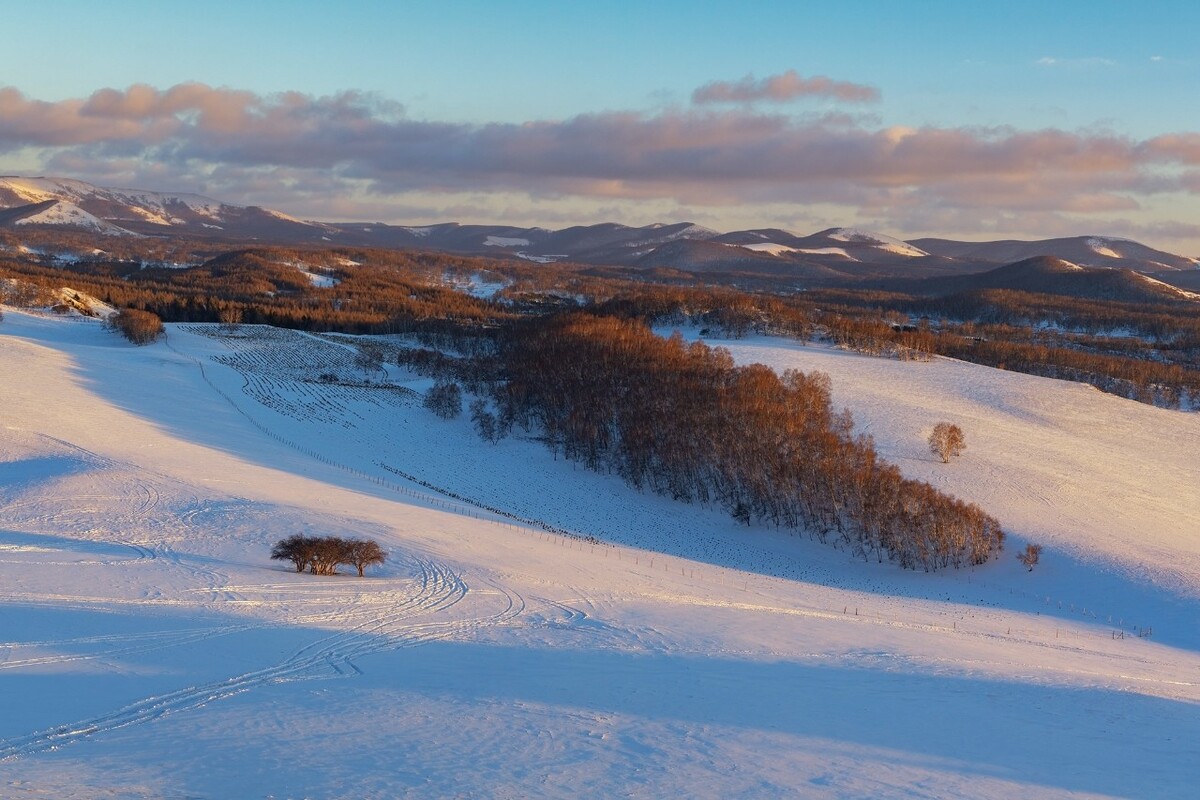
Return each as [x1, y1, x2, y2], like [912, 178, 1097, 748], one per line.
[0, 308, 1197, 799]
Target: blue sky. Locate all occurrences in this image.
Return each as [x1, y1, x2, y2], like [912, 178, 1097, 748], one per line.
[2, 1, 1198, 250]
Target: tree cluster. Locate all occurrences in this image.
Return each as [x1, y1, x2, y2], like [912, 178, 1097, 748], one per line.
[489, 313, 1005, 570]
[592, 285, 812, 339]
[270, 535, 387, 577]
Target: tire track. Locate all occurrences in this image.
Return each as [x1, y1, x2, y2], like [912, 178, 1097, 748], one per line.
[0, 555, 524, 763]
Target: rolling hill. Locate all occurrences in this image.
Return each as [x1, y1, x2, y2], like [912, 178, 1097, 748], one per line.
[885, 256, 1200, 303]
[4, 177, 1197, 284]
[0, 307, 1195, 798]
[913, 235, 1198, 272]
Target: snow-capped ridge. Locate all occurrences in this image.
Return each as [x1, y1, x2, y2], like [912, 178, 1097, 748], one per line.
[13, 200, 136, 236]
[826, 227, 929, 257]
[741, 242, 798, 256]
[1134, 272, 1200, 300]
[0, 176, 325, 238]
[1085, 236, 1136, 259]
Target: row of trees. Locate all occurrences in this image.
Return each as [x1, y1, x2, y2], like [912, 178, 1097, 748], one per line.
[485, 314, 1005, 571]
[270, 535, 387, 577]
[935, 333, 1199, 408]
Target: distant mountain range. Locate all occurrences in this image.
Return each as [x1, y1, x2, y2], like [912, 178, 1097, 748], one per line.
[2, 176, 1197, 283]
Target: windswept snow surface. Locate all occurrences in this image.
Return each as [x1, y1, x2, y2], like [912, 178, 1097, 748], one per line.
[1087, 237, 1124, 259]
[0, 309, 1197, 799]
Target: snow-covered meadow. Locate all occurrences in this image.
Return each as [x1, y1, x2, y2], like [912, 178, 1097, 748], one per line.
[0, 308, 1196, 799]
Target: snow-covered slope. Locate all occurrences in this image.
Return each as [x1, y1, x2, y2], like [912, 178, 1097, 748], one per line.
[0, 309, 1196, 799]
[682, 332, 1200, 606]
[12, 200, 134, 235]
[826, 227, 929, 257]
[0, 176, 328, 239]
[741, 241, 799, 255]
[0, 177, 221, 224]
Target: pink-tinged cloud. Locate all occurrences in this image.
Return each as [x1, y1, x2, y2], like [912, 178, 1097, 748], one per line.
[4, 82, 1200, 229]
[692, 70, 880, 104]
[1143, 133, 1200, 163]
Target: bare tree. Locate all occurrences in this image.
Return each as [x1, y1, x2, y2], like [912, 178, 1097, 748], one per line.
[424, 381, 463, 419]
[928, 422, 966, 463]
[355, 346, 385, 378]
[309, 537, 347, 576]
[1016, 543, 1043, 571]
[345, 539, 388, 577]
[270, 534, 316, 573]
[470, 398, 499, 443]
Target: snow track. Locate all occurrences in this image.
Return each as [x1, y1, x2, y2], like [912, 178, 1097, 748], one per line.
[2, 310, 1197, 798]
[0, 552, 524, 762]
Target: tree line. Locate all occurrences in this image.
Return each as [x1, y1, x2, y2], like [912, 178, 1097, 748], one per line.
[594, 285, 1199, 409]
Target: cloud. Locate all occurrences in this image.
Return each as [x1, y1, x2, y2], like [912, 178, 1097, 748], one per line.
[1142, 133, 1200, 163]
[4, 82, 1200, 245]
[691, 70, 880, 104]
[1034, 56, 1117, 68]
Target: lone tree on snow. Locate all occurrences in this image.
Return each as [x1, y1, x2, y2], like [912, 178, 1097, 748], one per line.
[1016, 543, 1043, 571]
[929, 422, 966, 463]
[270, 535, 387, 577]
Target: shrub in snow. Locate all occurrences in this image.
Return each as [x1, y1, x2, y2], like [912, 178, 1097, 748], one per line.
[110, 308, 164, 345]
